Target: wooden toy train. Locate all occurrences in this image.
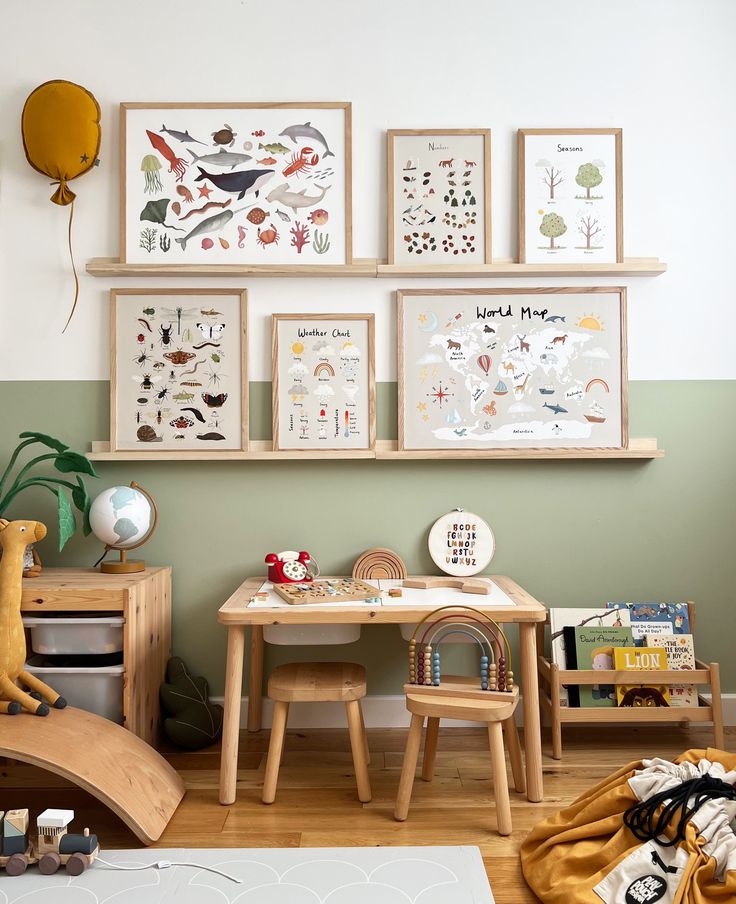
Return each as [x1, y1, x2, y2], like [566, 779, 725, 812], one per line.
[407, 606, 515, 693]
[0, 808, 99, 876]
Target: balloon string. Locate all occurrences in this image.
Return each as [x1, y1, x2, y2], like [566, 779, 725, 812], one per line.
[61, 199, 79, 334]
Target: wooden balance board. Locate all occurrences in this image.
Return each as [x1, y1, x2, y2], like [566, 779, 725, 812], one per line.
[272, 579, 381, 605]
[0, 706, 185, 845]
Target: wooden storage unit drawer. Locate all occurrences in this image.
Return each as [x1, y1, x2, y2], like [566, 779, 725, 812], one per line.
[21, 567, 171, 747]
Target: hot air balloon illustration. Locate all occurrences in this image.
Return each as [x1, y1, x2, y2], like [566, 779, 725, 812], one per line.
[478, 354, 492, 375]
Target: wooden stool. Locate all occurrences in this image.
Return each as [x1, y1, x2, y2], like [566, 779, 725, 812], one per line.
[262, 662, 371, 805]
[394, 679, 525, 835]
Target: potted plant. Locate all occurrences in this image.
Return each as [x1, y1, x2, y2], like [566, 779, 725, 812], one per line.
[0, 432, 99, 576]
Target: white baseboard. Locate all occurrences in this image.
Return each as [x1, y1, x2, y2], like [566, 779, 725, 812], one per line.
[211, 693, 736, 730]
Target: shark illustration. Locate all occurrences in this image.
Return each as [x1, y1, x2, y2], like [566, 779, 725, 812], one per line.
[193, 166, 274, 200]
[187, 147, 253, 169]
[266, 182, 331, 213]
[278, 121, 335, 157]
[160, 124, 206, 145]
[545, 315, 566, 323]
[543, 402, 568, 415]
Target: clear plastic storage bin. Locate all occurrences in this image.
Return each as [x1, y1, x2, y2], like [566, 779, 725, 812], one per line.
[22, 616, 124, 655]
[24, 654, 125, 723]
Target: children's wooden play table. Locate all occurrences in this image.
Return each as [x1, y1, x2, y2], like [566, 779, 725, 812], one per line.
[218, 575, 547, 805]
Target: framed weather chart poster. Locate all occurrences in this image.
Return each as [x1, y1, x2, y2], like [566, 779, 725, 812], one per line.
[120, 102, 351, 265]
[398, 287, 628, 452]
[272, 314, 375, 452]
[387, 129, 491, 265]
[110, 288, 248, 452]
[518, 128, 623, 264]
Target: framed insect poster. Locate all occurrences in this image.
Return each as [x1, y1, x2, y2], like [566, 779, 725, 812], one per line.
[518, 128, 623, 264]
[387, 129, 492, 265]
[272, 314, 375, 452]
[120, 102, 351, 265]
[110, 288, 248, 452]
[397, 287, 628, 452]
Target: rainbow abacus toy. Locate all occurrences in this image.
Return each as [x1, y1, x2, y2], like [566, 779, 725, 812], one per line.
[407, 606, 514, 693]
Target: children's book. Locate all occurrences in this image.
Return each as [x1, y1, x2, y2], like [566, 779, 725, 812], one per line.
[613, 646, 671, 707]
[646, 634, 697, 707]
[549, 607, 631, 707]
[606, 603, 690, 646]
[573, 626, 634, 707]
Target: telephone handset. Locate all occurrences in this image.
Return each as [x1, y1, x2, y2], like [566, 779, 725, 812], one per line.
[265, 550, 316, 584]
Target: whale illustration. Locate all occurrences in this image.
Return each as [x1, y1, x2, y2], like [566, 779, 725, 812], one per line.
[278, 121, 335, 158]
[193, 166, 274, 200]
[266, 182, 331, 213]
[543, 402, 568, 415]
[174, 209, 237, 251]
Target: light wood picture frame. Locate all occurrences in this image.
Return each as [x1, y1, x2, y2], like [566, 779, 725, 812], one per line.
[387, 129, 492, 265]
[272, 313, 375, 452]
[518, 128, 623, 264]
[397, 287, 628, 452]
[111, 288, 248, 452]
[120, 102, 352, 265]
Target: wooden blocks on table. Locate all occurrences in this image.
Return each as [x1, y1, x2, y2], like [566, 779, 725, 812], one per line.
[402, 577, 491, 595]
[352, 548, 408, 580]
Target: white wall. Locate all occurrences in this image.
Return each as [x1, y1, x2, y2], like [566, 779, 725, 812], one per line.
[1, 0, 734, 382]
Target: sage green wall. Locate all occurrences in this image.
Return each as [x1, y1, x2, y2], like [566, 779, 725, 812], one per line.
[1, 381, 734, 695]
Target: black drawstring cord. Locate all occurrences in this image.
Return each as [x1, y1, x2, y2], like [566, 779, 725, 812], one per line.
[624, 773, 736, 847]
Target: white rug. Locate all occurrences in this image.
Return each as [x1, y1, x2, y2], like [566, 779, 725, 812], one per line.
[1, 846, 494, 903]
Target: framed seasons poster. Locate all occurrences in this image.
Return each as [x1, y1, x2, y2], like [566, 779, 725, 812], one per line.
[272, 314, 375, 451]
[398, 288, 627, 451]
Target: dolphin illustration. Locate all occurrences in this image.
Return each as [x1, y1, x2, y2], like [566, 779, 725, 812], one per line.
[278, 121, 335, 157]
[193, 166, 274, 200]
[161, 124, 206, 145]
[188, 147, 253, 169]
[266, 182, 331, 213]
[174, 209, 238, 251]
[543, 402, 568, 415]
[545, 315, 566, 323]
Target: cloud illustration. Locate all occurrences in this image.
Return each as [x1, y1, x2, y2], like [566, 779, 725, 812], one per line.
[416, 352, 442, 365]
[583, 347, 610, 359]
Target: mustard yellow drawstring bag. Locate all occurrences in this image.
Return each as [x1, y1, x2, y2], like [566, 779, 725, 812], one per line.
[521, 748, 736, 903]
[21, 79, 101, 332]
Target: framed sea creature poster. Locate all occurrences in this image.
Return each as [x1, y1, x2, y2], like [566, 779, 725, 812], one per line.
[387, 129, 491, 265]
[272, 314, 375, 452]
[121, 102, 351, 265]
[518, 128, 623, 264]
[397, 287, 627, 451]
[110, 289, 247, 451]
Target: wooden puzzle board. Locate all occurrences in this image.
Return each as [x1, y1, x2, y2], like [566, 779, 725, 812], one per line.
[272, 578, 381, 605]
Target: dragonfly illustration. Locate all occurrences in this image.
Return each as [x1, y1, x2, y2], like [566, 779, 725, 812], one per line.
[159, 306, 200, 336]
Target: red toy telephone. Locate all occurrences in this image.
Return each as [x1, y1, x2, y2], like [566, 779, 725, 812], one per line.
[265, 550, 314, 584]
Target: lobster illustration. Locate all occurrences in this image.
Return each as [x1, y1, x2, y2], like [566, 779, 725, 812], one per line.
[282, 146, 320, 179]
[146, 131, 187, 182]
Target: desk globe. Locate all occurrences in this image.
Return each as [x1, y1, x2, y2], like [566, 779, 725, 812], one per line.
[89, 482, 157, 574]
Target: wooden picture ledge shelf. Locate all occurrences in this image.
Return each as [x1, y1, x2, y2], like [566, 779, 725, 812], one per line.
[87, 437, 664, 461]
[86, 256, 666, 279]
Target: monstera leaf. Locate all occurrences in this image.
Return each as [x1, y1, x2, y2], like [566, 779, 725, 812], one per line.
[160, 657, 223, 750]
[54, 450, 97, 477]
[56, 486, 76, 551]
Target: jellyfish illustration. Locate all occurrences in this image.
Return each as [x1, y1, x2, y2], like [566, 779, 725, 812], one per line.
[141, 155, 163, 194]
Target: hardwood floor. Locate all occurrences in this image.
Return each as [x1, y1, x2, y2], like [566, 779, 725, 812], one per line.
[3, 725, 733, 903]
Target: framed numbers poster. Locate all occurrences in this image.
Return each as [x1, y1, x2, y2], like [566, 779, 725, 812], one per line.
[111, 289, 247, 451]
[518, 128, 623, 264]
[121, 102, 351, 265]
[398, 288, 627, 451]
[387, 129, 491, 265]
[272, 314, 375, 451]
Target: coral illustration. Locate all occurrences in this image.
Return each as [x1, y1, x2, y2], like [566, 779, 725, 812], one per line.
[159, 232, 171, 253]
[313, 231, 330, 254]
[290, 221, 310, 254]
[139, 227, 158, 253]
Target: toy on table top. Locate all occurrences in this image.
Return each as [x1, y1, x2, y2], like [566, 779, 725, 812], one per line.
[352, 548, 407, 580]
[428, 509, 495, 577]
[271, 578, 381, 606]
[407, 605, 514, 695]
[265, 550, 316, 584]
[0, 519, 67, 716]
[0, 808, 98, 876]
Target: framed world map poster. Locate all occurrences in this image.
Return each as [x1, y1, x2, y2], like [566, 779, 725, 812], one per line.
[398, 288, 627, 451]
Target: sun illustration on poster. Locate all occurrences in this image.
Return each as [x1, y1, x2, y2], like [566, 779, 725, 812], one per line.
[577, 314, 605, 331]
[291, 341, 305, 355]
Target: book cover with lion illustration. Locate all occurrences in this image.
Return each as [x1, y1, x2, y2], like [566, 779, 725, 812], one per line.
[613, 646, 671, 707]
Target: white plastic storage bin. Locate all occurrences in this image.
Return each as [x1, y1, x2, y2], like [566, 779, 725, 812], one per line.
[24, 655, 125, 723]
[263, 624, 361, 645]
[22, 616, 125, 655]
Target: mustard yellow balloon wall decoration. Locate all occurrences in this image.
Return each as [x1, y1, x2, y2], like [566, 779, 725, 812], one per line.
[21, 80, 101, 332]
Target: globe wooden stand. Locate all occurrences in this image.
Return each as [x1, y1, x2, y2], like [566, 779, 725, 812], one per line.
[101, 548, 145, 574]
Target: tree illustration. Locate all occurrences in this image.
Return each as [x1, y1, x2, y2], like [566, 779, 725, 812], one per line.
[544, 166, 563, 200]
[539, 213, 567, 249]
[577, 215, 602, 250]
[575, 162, 603, 199]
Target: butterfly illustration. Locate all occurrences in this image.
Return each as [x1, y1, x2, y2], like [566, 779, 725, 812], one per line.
[197, 322, 226, 340]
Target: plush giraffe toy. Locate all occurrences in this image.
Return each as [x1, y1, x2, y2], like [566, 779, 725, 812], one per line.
[0, 519, 67, 715]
